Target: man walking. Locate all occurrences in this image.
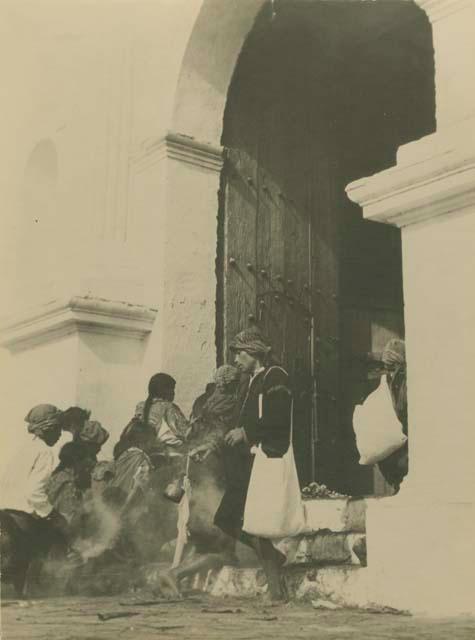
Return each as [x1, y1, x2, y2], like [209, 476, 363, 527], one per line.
[214, 329, 293, 601]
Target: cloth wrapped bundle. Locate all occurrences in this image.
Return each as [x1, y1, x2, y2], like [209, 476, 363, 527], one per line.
[353, 377, 407, 465]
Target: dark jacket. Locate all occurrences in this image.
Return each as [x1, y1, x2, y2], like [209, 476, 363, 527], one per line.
[214, 365, 293, 540]
[378, 371, 408, 492]
[241, 366, 292, 458]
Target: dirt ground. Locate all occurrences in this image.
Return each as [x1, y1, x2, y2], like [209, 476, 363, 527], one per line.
[2, 593, 475, 640]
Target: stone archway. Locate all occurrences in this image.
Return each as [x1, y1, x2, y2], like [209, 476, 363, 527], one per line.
[153, 0, 439, 457]
[168, 0, 436, 489]
[172, 0, 265, 147]
[165, 1, 475, 612]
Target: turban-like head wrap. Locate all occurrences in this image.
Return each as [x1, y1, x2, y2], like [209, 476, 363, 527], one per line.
[25, 404, 63, 438]
[78, 420, 109, 446]
[229, 329, 272, 358]
[382, 339, 407, 425]
[382, 339, 406, 370]
[214, 364, 240, 387]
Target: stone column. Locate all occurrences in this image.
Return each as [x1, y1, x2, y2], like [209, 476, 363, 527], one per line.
[130, 132, 223, 413]
[346, 0, 475, 616]
[0, 297, 157, 459]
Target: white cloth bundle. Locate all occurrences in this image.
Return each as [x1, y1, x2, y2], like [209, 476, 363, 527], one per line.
[243, 395, 306, 539]
[353, 377, 407, 465]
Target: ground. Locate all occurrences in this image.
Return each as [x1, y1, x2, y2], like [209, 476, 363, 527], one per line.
[2, 594, 475, 640]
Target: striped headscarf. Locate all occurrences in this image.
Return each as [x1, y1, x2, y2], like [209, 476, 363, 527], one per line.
[25, 404, 63, 438]
[214, 364, 240, 387]
[78, 420, 109, 446]
[382, 339, 407, 426]
[382, 339, 406, 370]
[229, 329, 272, 358]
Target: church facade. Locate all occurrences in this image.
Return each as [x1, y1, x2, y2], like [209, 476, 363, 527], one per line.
[1, 0, 474, 615]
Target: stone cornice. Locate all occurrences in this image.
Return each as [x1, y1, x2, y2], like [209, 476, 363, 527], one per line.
[346, 120, 475, 227]
[131, 131, 223, 174]
[415, 0, 472, 22]
[0, 296, 157, 351]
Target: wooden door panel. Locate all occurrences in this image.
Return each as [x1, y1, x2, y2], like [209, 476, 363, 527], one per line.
[310, 157, 342, 487]
[223, 147, 258, 357]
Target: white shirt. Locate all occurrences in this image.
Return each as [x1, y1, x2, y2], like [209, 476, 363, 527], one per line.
[0, 432, 71, 517]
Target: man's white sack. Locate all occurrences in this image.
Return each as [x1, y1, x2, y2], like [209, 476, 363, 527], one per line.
[353, 378, 407, 465]
[243, 441, 306, 538]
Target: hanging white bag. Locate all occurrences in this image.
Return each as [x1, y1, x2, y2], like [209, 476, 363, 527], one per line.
[353, 376, 407, 465]
[243, 394, 306, 539]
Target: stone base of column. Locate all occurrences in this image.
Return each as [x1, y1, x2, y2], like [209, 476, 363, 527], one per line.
[365, 492, 475, 616]
[346, 113, 475, 617]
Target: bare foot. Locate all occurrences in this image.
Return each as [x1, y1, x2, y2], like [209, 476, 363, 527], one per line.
[155, 570, 182, 599]
[261, 592, 287, 606]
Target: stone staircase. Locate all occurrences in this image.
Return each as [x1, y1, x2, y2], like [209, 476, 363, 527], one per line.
[147, 497, 372, 608]
[207, 497, 369, 605]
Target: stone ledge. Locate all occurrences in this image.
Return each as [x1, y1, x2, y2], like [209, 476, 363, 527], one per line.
[416, 0, 472, 22]
[303, 497, 366, 534]
[131, 131, 223, 174]
[346, 119, 475, 227]
[276, 532, 365, 567]
[0, 296, 157, 351]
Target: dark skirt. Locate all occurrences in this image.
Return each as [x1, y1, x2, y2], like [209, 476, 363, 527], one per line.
[378, 442, 409, 492]
[213, 445, 254, 540]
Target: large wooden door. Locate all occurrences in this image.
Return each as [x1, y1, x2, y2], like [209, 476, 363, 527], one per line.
[220, 12, 341, 487]
[218, 0, 432, 494]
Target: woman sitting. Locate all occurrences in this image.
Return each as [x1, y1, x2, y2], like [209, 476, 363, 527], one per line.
[135, 373, 189, 451]
[111, 420, 155, 500]
[105, 374, 189, 563]
[188, 364, 242, 461]
[60, 407, 110, 456]
[46, 441, 97, 539]
[112, 371, 189, 497]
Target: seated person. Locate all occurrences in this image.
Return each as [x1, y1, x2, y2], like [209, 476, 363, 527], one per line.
[111, 421, 155, 499]
[46, 441, 97, 535]
[1, 404, 68, 519]
[188, 364, 241, 461]
[0, 404, 70, 596]
[60, 407, 109, 456]
[190, 382, 216, 422]
[135, 373, 189, 451]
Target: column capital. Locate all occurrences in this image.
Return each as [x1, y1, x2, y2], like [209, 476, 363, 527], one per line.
[346, 118, 475, 227]
[0, 296, 157, 351]
[415, 0, 472, 22]
[131, 132, 223, 174]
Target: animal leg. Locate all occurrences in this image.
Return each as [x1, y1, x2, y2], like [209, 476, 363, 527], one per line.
[12, 563, 29, 599]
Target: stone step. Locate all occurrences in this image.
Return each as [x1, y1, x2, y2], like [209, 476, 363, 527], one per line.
[276, 532, 366, 567]
[206, 565, 372, 609]
[303, 497, 366, 534]
[145, 498, 368, 604]
[231, 498, 367, 568]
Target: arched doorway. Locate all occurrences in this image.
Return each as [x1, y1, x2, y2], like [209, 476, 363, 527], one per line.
[218, 0, 435, 494]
